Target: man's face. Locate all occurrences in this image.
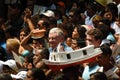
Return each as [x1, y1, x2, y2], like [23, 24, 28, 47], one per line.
[86, 34, 100, 48]
[33, 50, 42, 66]
[48, 33, 60, 49]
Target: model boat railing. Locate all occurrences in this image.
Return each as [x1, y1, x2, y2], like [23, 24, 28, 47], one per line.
[48, 45, 102, 62]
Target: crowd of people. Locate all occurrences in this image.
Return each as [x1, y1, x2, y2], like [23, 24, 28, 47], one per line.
[0, 0, 120, 80]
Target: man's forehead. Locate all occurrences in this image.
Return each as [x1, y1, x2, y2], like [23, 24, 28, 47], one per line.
[49, 32, 58, 36]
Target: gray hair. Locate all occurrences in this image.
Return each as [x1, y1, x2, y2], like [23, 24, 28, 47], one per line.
[49, 27, 64, 37]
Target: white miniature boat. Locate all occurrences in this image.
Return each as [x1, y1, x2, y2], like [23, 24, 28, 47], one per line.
[42, 45, 102, 71]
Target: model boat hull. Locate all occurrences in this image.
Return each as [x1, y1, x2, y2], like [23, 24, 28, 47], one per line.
[43, 52, 101, 71]
[43, 45, 102, 71]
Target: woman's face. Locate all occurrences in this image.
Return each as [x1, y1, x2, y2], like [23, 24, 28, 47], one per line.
[103, 11, 113, 21]
[20, 31, 26, 41]
[72, 28, 79, 39]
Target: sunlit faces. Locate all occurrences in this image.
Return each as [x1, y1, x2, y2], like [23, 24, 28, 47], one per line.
[72, 27, 79, 39]
[66, 37, 72, 47]
[20, 31, 27, 41]
[48, 33, 60, 49]
[86, 34, 100, 48]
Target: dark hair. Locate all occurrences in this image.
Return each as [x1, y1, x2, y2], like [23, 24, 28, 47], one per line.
[100, 44, 112, 56]
[96, 23, 110, 39]
[106, 3, 118, 19]
[76, 39, 86, 48]
[86, 28, 103, 41]
[20, 27, 30, 36]
[25, 53, 34, 63]
[30, 68, 46, 80]
[40, 48, 49, 59]
[90, 72, 107, 80]
[76, 25, 87, 39]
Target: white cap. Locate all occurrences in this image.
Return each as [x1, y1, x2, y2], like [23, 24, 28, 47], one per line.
[3, 59, 18, 71]
[42, 10, 55, 17]
[11, 71, 27, 80]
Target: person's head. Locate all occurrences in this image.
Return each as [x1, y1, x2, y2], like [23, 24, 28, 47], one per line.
[0, 73, 13, 80]
[33, 48, 49, 66]
[72, 25, 87, 40]
[37, 18, 50, 30]
[106, 3, 118, 20]
[48, 27, 64, 49]
[103, 10, 113, 22]
[66, 37, 72, 47]
[35, 61, 49, 74]
[100, 7, 117, 23]
[89, 72, 107, 80]
[22, 53, 34, 70]
[96, 23, 110, 40]
[96, 44, 113, 71]
[6, 38, 20, 54]
[26, 68, 46, 80]
[68, 8, 83, 25]
[92, 14, 102, 28]
[19, 28, 30, 41]
[86, 2, 98, 17]
[86, 28, 103, 48]
[32, 38, 45, 50]
[71, 38, 86, 50]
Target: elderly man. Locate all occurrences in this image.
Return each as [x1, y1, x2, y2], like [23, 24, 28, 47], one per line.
[48, 27, 73, 53]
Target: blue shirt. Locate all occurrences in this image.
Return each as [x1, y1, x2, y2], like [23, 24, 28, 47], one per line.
[82, 64, 100, 80]
[49, 42, 73, 53]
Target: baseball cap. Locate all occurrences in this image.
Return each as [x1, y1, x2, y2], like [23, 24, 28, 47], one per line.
[11, 71, 27, 80]
[42, 10, 55, 17]
[3, 59, 18, 71]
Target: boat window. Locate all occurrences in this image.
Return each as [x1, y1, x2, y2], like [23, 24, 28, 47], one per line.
[83, 50, 87, 55]
[54, 55, 56, 61]
[67, 54, 71, 59]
